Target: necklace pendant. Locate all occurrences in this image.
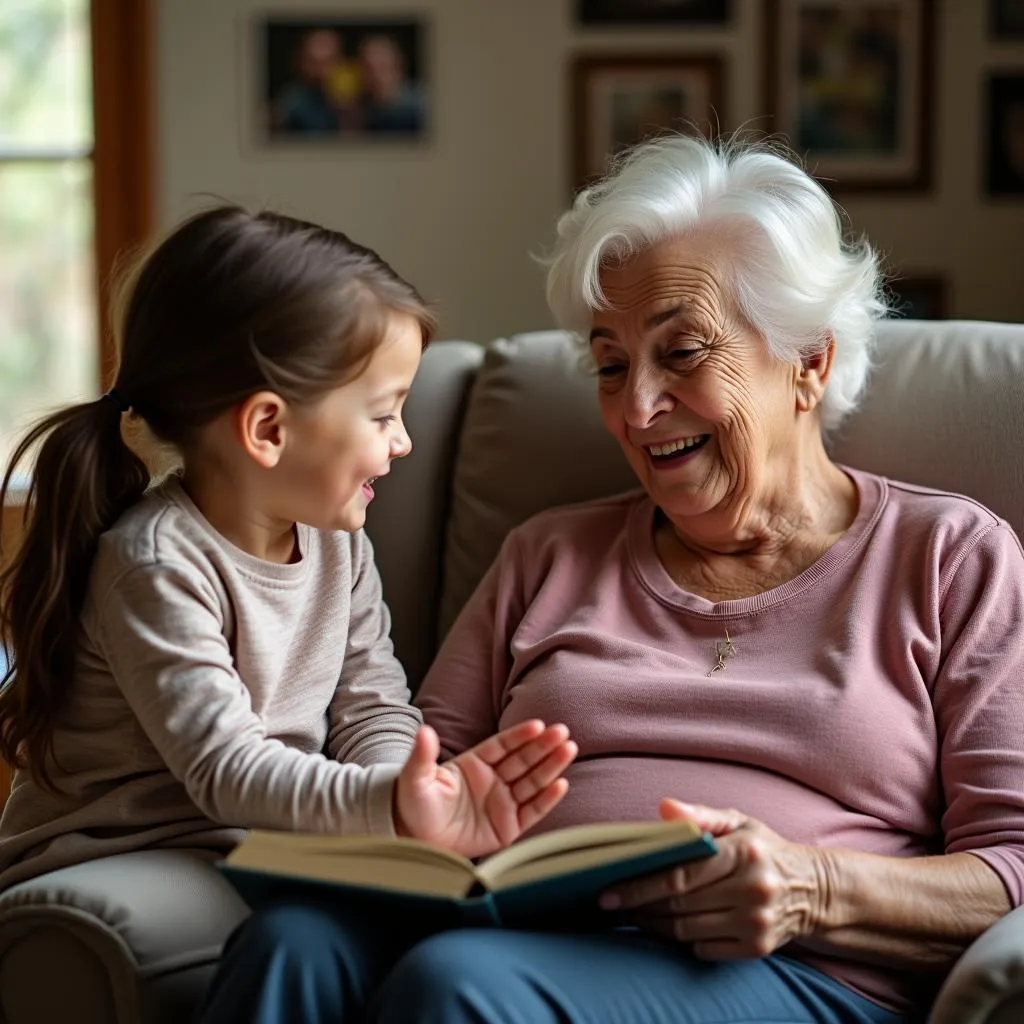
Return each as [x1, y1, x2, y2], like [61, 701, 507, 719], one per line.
[706, 629, 736, 677]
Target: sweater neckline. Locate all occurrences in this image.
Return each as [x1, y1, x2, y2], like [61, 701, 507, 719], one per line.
[162, 475, 312, 584]
[627, 466, 886, 617]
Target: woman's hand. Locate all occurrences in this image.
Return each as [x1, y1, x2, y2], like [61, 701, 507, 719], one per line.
[393, 721, 577, 859]
[601, 798, 827, 959]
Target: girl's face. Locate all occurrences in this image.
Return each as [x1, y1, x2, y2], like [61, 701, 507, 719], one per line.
[280, 313, 423, 533]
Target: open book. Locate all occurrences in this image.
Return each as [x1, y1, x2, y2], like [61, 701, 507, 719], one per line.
[220, 820, 717, 927]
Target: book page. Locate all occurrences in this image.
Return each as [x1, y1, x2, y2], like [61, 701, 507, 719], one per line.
[226, 831, 477, 898]
[476, 820, 703, 890]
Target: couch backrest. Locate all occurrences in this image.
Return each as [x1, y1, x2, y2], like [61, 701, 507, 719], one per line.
[368, 321, 1024, 689]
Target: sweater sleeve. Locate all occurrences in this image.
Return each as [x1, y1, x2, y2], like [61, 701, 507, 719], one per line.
[97, 559, 398, 835]
[416, 534, 525, 759]
[327, 530, 421, 767]
[933, 521, 1024, 904]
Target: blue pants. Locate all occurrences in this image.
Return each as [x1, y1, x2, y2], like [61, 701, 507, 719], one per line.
[200, 903, 906, 1024]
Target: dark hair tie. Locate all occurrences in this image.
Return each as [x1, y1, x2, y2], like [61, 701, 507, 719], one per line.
[103, 389, 131, 414]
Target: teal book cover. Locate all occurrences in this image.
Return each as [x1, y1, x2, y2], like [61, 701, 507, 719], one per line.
[219, 831, 717, 929]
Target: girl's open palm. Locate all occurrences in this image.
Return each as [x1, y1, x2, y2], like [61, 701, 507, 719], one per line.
[394, 721, 577, 858]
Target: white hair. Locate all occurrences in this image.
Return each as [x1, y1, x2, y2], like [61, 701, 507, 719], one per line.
[544, 134, 888, 433]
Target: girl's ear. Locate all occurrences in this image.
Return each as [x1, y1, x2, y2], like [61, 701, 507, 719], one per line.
[795, 333, 836, 414]
[236, 391, 287, 469]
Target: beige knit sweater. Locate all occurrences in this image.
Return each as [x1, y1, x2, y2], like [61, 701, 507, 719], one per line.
[0, 478, 420, 890]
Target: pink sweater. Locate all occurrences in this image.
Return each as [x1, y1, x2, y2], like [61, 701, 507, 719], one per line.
[416, 468, 1024, 1013]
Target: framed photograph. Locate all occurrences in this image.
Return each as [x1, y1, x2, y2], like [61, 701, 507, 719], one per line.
[261, 18, 426, 141]
[572, 54, 724, 188]
[886, 274, 947, 320]
[766, 0, 935, 192]
[986, 73, 1024, 196]
[577, 0, 731, 25]
[990, 0, 1024, 39]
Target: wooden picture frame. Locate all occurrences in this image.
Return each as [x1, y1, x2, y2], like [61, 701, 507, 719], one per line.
[571, 54, 725, 190]
[765, 0, 935, 192]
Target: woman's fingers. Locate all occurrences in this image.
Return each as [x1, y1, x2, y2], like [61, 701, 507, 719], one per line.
[516, 778, 570, 833]
[639, 912, 746, 959]
[601, 845, 740, 910]
[659, 798, 747, 837]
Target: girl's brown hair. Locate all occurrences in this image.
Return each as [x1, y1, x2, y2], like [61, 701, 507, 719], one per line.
[0, 205, 435, 788]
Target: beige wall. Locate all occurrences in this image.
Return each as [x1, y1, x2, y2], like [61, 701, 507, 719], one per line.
[156, 0, 1024, 340]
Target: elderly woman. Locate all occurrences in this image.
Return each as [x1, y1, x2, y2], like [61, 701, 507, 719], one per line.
[202, 136, 1024, 1024]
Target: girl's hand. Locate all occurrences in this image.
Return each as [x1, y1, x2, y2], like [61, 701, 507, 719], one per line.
[393, 721, 577, 858]
[600, 798, 827, 959]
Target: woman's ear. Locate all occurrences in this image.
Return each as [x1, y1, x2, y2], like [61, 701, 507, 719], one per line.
[236, 391, 288, 469]
[796, 334, 836, 413]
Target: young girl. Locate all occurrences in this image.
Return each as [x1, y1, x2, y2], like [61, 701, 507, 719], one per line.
[0, 206, 576, 891]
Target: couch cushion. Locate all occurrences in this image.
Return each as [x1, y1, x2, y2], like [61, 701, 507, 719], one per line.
[830, 319, 1024, 541]
[0, 850, 249, 1023]
[439, 322, 1024, 640]
[439, 332, 636, 638]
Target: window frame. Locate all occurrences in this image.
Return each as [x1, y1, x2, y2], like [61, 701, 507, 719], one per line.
[0, 0, 153, 804]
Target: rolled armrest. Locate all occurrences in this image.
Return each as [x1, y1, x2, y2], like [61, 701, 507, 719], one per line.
[929, 905, 1024, 1024]
[0, 850, 249, 1024]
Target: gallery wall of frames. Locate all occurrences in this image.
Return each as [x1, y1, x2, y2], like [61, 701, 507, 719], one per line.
[157, 0, 1024, 337]
[566, 0, 1023, 319]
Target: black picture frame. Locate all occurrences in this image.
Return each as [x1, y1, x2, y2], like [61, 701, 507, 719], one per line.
[577, 0, 730, 26]
[260, 18, 426, 142]
[990, 0, 1024, 39]
[886, 274, 947, 320]
[986, 73, 1024, 196]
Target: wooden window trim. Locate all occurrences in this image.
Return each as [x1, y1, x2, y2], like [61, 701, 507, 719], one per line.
[0, 1, 153, 808]
[91, 0, 155, 386]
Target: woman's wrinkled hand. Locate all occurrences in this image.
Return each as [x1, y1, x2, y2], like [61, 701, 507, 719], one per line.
[600, 798, 828, 960]
[393, 721, 577, 859]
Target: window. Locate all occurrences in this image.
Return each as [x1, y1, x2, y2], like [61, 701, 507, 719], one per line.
[0, 0, 95, 470]
[0, 0, 152, 472]
[1, 0, 150, 798]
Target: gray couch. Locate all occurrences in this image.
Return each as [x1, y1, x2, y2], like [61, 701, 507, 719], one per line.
[1, 320, 1023, 1023]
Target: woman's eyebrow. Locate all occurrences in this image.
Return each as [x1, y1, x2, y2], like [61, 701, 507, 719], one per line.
[644, 304, 686, 331]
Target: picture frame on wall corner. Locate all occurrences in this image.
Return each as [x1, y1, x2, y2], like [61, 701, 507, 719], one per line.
[571, 54, 725, 190]
[985, 73, 1024, 196]
[765, 0, 934, 193]
[577, 0, 731, 26]
[259, 17, 427, 143]
[886, 273, 947, 320]
[990, 0, 1024, 40]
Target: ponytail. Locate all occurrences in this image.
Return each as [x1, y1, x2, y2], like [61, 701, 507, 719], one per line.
[1, 203, 436, 789]
[0, 396, 149, 789]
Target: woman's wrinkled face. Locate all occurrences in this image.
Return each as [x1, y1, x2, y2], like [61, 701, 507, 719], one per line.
[590, 234, 799, 522]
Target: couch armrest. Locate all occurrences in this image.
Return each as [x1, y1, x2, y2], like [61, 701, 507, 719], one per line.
[0, 850, 249, 1024]
[929, 905, 1024, 1024]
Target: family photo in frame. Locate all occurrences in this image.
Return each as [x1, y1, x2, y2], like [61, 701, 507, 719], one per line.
[261, 17, 426, 141]
[571, 54, 724, 188]
[766, 0, 934, 191]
